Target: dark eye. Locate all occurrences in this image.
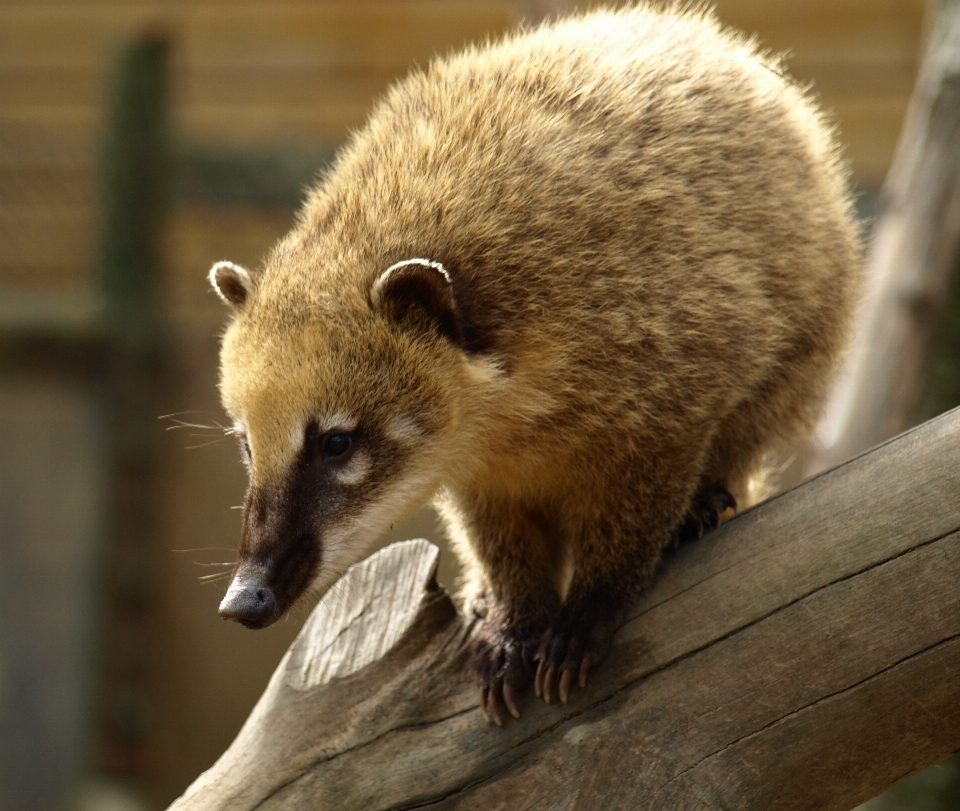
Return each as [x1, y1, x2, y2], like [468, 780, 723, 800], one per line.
[322, 432, 353, 463]
[238, 435, 252, 465]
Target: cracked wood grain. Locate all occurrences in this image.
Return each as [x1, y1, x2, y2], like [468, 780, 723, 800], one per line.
[168, 407, 960, 811]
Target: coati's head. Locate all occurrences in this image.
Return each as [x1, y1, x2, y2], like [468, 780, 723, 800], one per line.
[209, 254, 479, 629]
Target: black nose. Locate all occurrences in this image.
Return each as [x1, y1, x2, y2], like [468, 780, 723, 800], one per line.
[219, 578, 277, 629]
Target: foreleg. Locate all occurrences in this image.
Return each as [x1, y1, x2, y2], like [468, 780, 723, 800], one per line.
[452, 495, 562, 724]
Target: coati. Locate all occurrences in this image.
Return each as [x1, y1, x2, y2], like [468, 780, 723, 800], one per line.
[210, 4, 861, 725]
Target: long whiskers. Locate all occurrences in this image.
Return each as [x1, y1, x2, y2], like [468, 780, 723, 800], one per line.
[199, 571, 234, 584]
[185, 437, 230, 450]
[172, 547, 238, 587]
[158, 412, 238, 450]
[172, 547, 238, 554]
[158, 412, 231, 432]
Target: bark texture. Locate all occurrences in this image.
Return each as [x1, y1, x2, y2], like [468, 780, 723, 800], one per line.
[169, 406, 960, 811]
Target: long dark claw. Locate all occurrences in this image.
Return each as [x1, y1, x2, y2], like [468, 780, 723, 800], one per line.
[558, 668, 574, 704]
[489, 689, 503, 726]
[503, 683, 521, 719]
[579, 658, 592, 689]
[543, 666, 556, 704]
[479, 685, 490, 724]
[534, 659, 546, 698]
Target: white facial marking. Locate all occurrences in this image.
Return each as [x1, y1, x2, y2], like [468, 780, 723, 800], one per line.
[305, 466, 441, 598]
[334, 451, 371, 486]
[385, 414, 424, 445]
[317, 412, 358, 435]
[288, 416, 306, 454]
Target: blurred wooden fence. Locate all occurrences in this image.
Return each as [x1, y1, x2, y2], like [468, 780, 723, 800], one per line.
[0, 2, 930, 808]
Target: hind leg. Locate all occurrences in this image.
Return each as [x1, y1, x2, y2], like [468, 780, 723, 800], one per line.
[673, 480, 737, 544]
[701, 339, 841, 510]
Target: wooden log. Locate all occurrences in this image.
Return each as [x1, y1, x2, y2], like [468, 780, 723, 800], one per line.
[168, 405, 960, 811]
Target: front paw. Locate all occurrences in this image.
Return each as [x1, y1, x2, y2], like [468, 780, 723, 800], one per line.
[470, 620, 540, 725]
[535, 597, 622, 705]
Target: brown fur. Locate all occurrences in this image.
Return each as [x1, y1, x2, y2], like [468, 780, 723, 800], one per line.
[211, 4, 861, 720]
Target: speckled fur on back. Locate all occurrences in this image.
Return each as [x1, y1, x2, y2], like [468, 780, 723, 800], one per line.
[212, 4, 862, 722]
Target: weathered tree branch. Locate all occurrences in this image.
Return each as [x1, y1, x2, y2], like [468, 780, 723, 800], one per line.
[169, 406, 960, 811]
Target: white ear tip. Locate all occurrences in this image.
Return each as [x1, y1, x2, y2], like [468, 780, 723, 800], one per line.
[209, 260, 254, 307]
[371, 257, 452, 310]
[209, 260, 246, 284]
[208, 261, 225, 288]
[383, 258, 452, 284]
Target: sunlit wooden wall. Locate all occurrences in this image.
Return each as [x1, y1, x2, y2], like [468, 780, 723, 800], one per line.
[0, 0, 928, 312]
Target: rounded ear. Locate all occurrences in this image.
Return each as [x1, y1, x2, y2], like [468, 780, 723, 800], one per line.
[370, 258, 463, 345]
[209, 261, 256, 308]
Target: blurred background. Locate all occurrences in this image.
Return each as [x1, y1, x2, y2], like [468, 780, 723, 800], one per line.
[1, 1, 957, 809]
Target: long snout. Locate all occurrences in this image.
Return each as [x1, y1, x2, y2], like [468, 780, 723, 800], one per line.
[219, 573, 277, 629]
